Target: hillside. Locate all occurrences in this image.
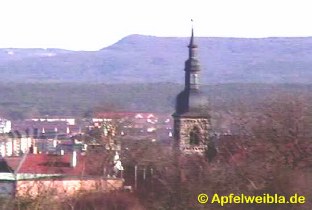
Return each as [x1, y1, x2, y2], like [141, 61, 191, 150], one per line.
[1, 35, 312, 83]
[1, 83, 312, 120]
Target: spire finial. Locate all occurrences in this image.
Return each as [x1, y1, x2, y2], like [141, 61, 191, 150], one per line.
[191, 19, 194, 33]
[191, 19, 194, 43]
[189, 19, 195, 47]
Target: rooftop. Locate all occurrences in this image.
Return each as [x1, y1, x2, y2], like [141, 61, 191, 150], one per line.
[17, 153, 86, 176]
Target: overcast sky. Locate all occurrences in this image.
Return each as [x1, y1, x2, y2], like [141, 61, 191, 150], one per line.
[0, 0, 311, 50]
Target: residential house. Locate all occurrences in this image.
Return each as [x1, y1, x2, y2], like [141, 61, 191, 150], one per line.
[0, 150, 124, 198]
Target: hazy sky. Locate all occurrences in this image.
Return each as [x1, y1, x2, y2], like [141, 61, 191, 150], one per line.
[0, 0, 311, 50]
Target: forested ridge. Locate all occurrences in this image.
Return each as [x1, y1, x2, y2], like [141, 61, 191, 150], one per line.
[1, 82, 312, 119]
[2, 35, 312, 83]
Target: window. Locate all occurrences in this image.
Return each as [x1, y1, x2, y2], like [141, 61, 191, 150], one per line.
[190, 74, 198, 85]
[189, 126, 201, 145]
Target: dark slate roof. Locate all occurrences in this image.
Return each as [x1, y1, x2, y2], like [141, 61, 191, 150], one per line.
[174, 89, 210, 117]
[174, 29, 209, 117]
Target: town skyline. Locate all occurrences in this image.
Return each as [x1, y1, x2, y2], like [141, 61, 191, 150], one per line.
[0, 16, 311, 209]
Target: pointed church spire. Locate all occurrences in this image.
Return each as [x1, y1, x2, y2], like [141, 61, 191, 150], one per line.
[185, 19, 200, 90]
[188, 19, 197, 58]
[189, 19, 194, 46]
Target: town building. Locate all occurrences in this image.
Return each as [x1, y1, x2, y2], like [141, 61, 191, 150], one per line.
[0, 119, 11, 134]
[0, 150, 124, 197]
[0, 132, 32, 157]
[28, 117, 76, 126]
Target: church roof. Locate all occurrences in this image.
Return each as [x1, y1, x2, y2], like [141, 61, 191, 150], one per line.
[174, 27, 209, 117]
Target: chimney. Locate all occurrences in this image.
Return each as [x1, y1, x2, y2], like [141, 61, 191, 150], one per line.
[53, 139, 57, 148]
[33, 146, 38, 154]
[71, 150, 77, 167]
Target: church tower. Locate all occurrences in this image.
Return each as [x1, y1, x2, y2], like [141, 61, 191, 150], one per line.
[172, 27, 211, 155]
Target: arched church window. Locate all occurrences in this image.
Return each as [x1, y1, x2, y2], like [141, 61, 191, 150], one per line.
[189, 127, 201, 145]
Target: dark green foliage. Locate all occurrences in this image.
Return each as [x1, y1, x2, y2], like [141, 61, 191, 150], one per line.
[1, 83, 312, 119]
[0, 82, 180, 119]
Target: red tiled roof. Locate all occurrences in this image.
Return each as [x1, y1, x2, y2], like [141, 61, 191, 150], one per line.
[95, 112, 133, 119]
[57, 140, 73, 145]
[94, 112, 156, 119]
[4, 156, 23, 171]
[17, 153, 86, 176]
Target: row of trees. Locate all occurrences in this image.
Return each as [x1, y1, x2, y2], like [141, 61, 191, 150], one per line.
[1, 83, 311, 119]
[1, 92, 312, 209]
[120, 93, 312, 210]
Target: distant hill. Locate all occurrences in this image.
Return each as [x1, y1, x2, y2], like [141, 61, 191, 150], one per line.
[1, 35, 312, 83]
[1, 82, 312, 120]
